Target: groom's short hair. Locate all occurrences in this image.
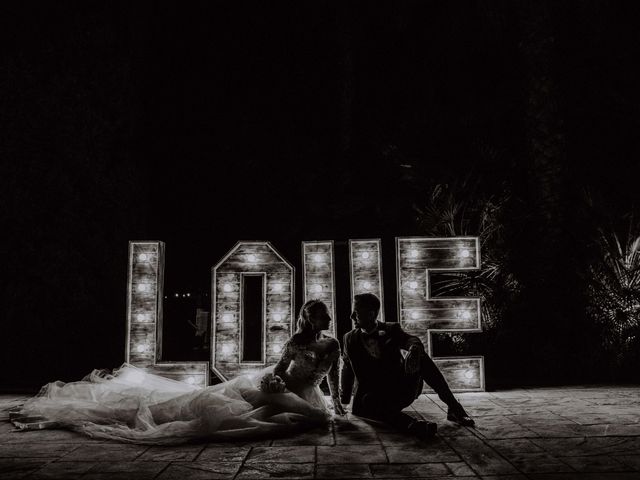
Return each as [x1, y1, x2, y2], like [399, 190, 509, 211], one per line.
[354, 293, 381, 316]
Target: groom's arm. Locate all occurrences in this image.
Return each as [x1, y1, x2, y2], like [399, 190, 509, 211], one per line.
[340, 333, 355, 404]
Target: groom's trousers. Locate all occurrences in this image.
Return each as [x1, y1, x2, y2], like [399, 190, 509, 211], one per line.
[358, 352, 458, 431]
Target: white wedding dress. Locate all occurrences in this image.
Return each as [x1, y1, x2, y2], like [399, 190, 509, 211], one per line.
[12, 340, 339, 445]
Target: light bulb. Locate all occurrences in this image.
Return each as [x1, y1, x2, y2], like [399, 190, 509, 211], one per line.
[185, 376, 196, 385]
[313, 254, 323, 262]
[411, 311, 419, 320]
[186, 293, 191, 297]
[363, 281, 372, 290]
[137, 253, 148, 262]
[222, 344, 232, 354]
[361, 251, 370, 259]
[273, 283, 283, 292]
[174, 293, 179, 297]
[273, 344, 282, 353]
[462, 311, 471, 320]
[464, 370, 474, 379]
[223, 283, 233, 292]
[136, 313, 147, 322]
[137, 283, 150, 293]
[460, 249, 470, 258]
[222, 313, 233, 322]
[409, 249, 418, 258]
[408, 281, 418, 290]
[313, 284, 322, 293]
[273, 313, 282, 322]
[248, 254, 257, 262]
[136, 344, 147, 353]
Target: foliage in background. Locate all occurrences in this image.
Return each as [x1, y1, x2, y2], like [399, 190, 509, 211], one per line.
[585, 213, 640, 379]
[413, 174, 520, 356]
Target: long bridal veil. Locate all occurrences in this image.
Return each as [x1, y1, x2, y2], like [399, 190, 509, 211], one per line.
[12, 364, 331, 444]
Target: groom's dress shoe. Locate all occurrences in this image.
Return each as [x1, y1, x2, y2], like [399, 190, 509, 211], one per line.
[447, 406, 475, 427]
[407, 419, 437, 440]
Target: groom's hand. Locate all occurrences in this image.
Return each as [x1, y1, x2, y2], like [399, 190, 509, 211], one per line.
[404, 344, 423, 375]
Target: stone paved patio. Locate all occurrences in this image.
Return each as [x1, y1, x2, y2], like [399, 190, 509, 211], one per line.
[1, 386, 639, 479]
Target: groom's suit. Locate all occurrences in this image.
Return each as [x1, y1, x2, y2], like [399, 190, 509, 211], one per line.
[341, 321, 457, 429]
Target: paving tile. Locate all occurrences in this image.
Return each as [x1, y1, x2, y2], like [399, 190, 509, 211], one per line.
[316, 463, 372, 479]
[528, 474, 640, 480]
[501, 452, 574, 474]
[445, 437, 519, 476]
[26, 461, 95, 479]
[385, 444, 460, 463]
[559, 455, 630, 473]
[0, 443, 78, 458]
[197, 446, 250, 462]
[86, 461, 168, 477]
[59, 444, 146, 461]
[487, 438, 545, 454]
[317, 445, 386, 464]
[370, 462, 450, 477]
[335, 431, 380, 445]
[156, 462, 239, 480]
[235, 463, 314, 479]
[246, 446, 315, 463]
[533, 436, 640, 457]
[0, 459, 52, 478]
[135, 444, 204, 461]
[614, 455, 640, 470]
[445, 461, 476, 476]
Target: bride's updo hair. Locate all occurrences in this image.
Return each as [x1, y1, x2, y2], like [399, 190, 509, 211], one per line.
[296, 299, 327, 336]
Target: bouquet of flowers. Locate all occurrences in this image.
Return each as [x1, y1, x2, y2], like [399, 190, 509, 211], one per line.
[259, 373, 286, 394]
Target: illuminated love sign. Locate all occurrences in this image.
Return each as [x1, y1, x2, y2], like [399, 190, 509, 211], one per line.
[125, 237, 484, 391]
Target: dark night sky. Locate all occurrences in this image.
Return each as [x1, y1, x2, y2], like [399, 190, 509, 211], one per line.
[2, 1, 640, 388]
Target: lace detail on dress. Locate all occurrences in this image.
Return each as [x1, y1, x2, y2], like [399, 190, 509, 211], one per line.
[277, 338, 339, 388]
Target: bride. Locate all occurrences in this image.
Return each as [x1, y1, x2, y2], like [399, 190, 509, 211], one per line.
[11, 300, 345, 444]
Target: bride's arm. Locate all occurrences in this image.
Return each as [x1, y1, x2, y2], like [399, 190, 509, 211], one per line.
[273, 340, 294, 382]
[326, 339, 346, 415]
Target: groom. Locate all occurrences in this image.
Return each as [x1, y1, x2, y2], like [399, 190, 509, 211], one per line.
[340, 293, 474, 439]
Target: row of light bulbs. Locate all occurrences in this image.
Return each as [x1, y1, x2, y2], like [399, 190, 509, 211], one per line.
[221, 282, 287, 293]
[405, 310, 473, 321]
[219, 343, 283, 355]
[220, 312, 288, 322]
